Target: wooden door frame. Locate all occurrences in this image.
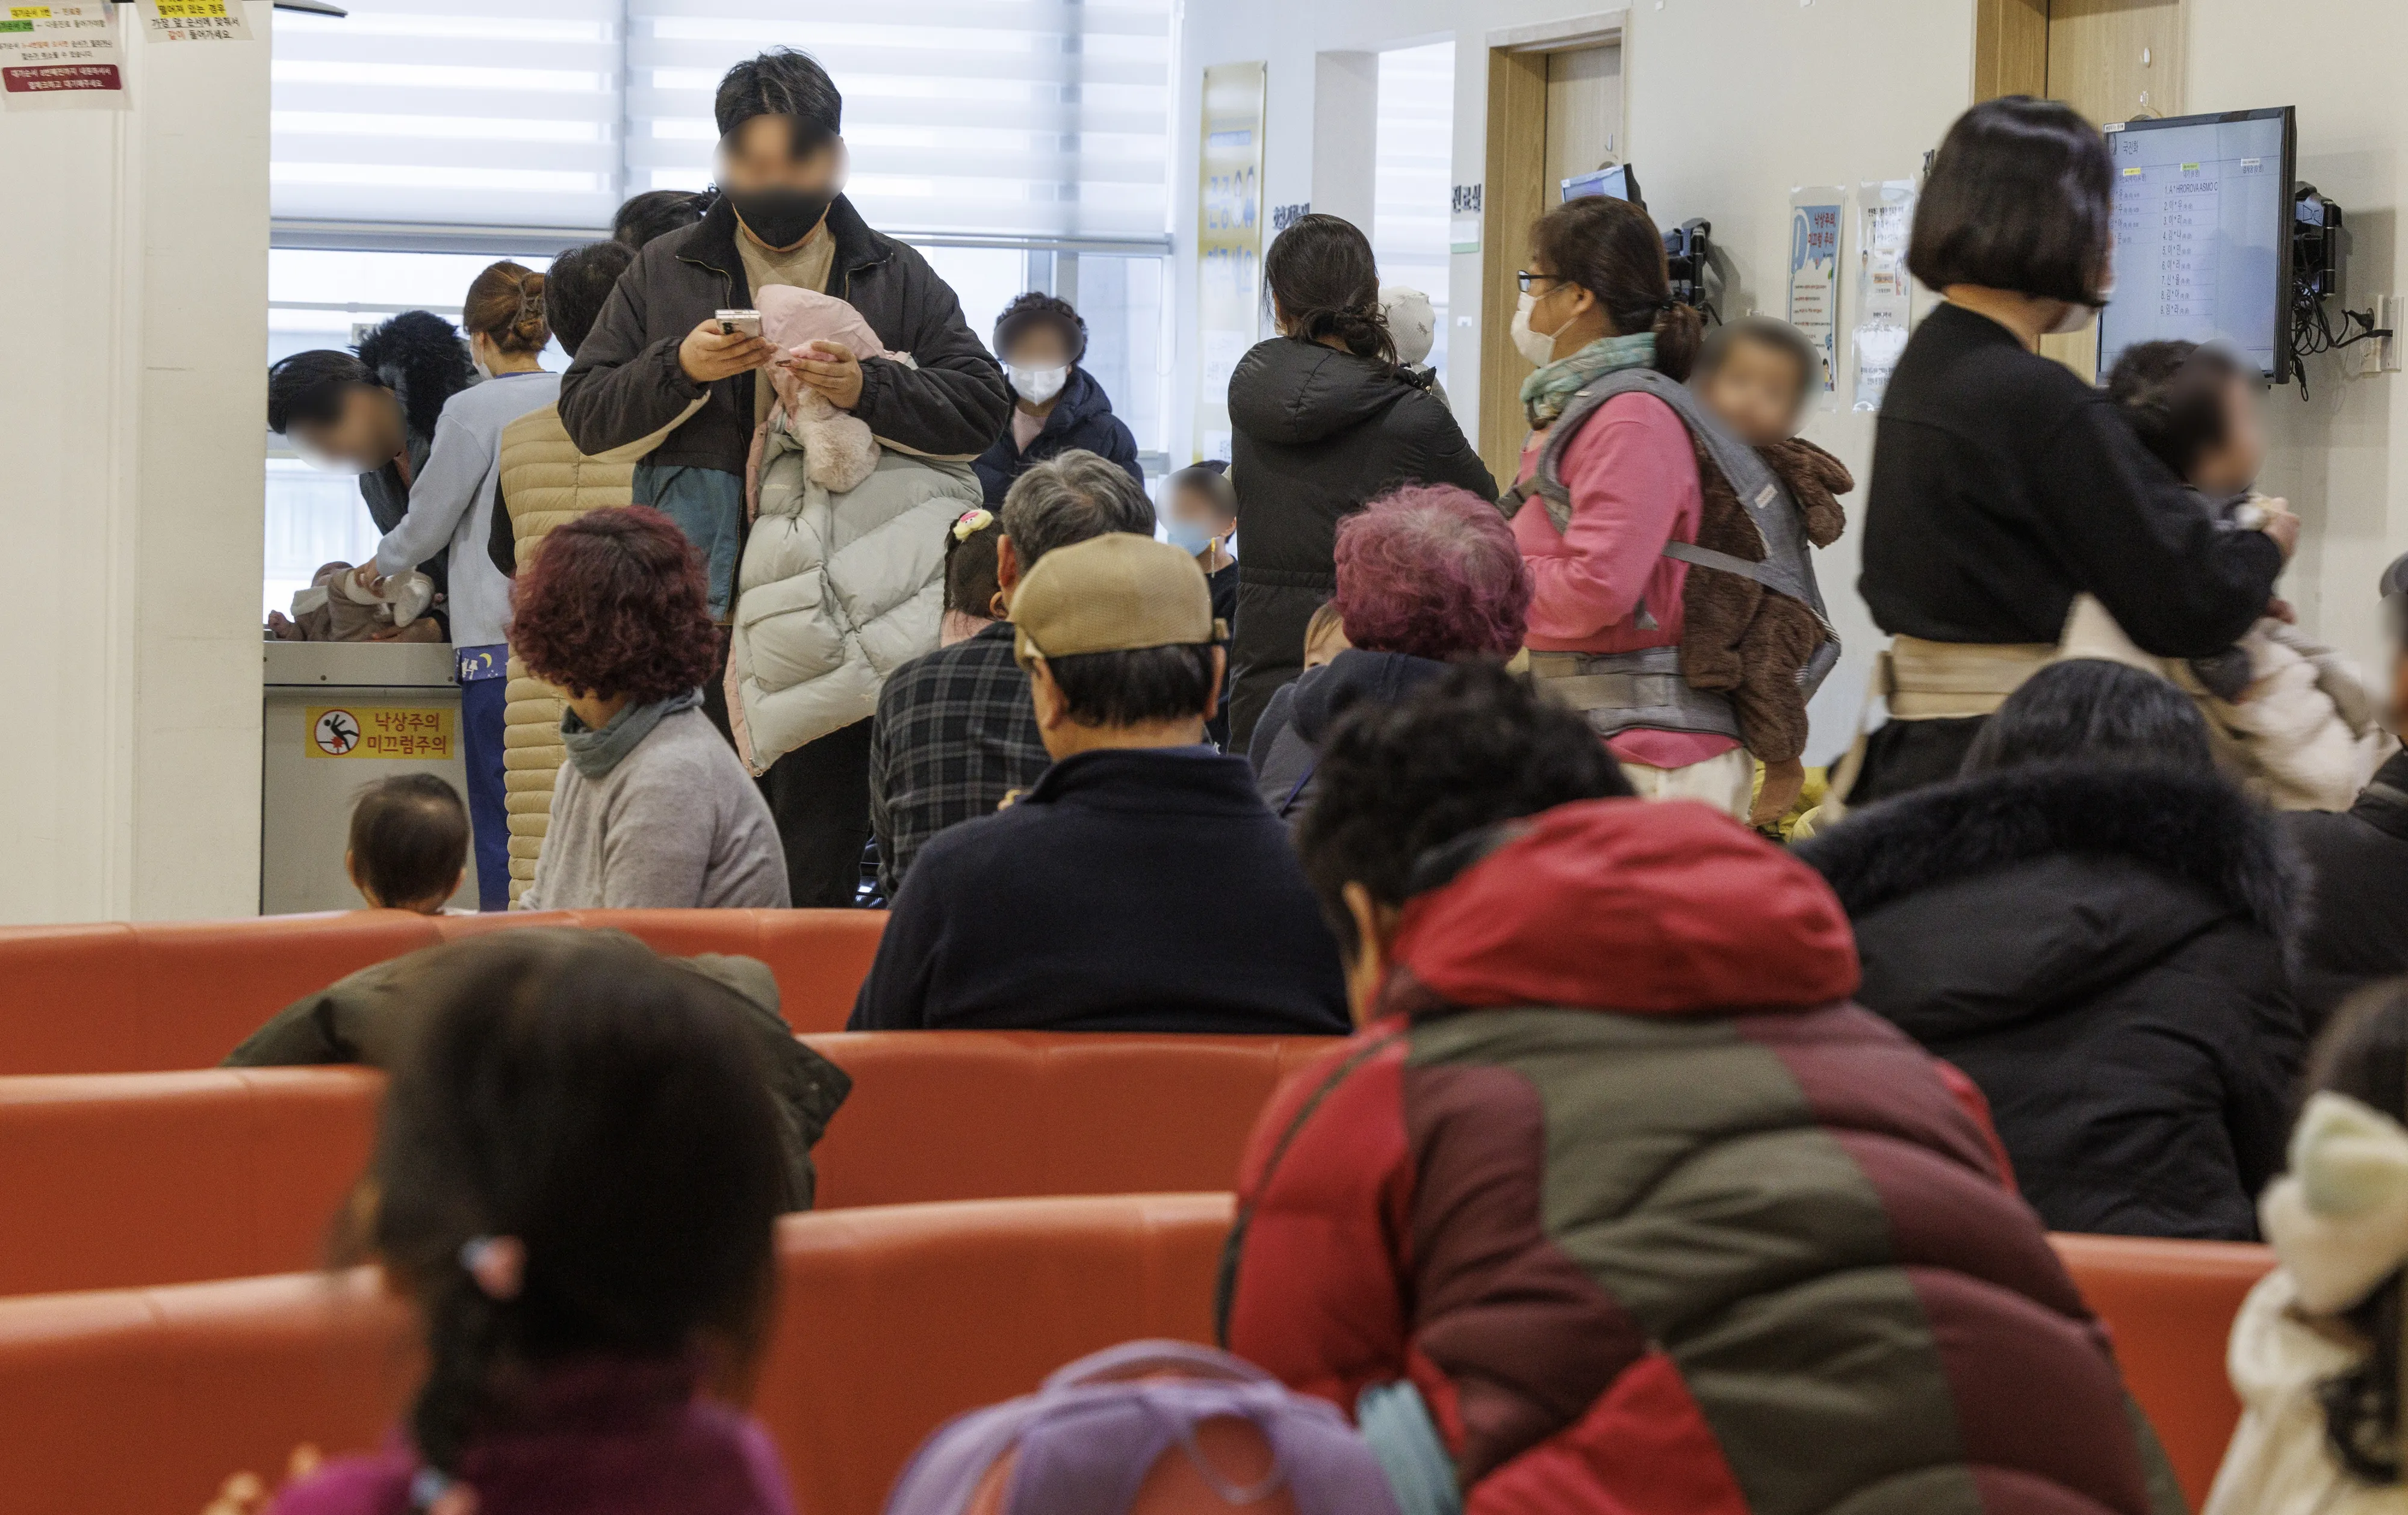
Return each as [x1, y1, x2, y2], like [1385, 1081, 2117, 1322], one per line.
[1477, 16, 1626, 486]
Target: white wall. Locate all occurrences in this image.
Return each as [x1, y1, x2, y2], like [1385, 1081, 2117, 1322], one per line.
[2189, 0, 2408, 677]
[1173, 0, 1977, 760]
[0, 7, 269, 923]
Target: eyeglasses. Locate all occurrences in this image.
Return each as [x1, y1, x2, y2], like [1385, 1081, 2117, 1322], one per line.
[1515, 270, 1563, 294]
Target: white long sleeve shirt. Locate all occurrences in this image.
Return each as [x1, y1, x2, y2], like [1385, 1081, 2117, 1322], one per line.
[375, 370, 560, 650]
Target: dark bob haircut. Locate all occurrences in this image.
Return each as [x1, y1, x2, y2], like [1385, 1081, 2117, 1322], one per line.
[715, 49, 840, 144]
[2105, 338, 2248, 482]
[1046, 643, 1220, 728]
[544, 240, 635, 359]
[1908, 96, 2114, 305]
[1297, 663, 1633, 956]
[510, 506, 720, 705]
[1961, 658, 2214, 775]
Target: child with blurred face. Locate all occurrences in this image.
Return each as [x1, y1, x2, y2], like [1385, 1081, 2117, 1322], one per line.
[1695, 317, 1817, 448]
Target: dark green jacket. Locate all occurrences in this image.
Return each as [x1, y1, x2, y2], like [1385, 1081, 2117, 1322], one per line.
[225, 927, 849, 1210]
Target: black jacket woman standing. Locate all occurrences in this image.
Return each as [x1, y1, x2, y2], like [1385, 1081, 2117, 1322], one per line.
[1801, 661, 2307, 1242]
[1850, 96, 2294, 802]
[1225, 214, 1494, 748]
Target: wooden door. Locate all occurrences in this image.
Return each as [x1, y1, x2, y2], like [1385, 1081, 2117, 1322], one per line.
[1973, 0, 2184, 379]
[1479, 38, 1624, 487]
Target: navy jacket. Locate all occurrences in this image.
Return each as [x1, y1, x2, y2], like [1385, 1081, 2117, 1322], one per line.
[849, 746, 1350, 1035]
[972, 367, 1143, 507]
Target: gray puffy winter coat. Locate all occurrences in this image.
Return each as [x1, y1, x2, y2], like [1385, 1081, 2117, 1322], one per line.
[727, 423, 981, 773]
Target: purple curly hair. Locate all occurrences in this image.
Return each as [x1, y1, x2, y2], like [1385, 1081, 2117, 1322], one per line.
[1332, 483, 1531, 661]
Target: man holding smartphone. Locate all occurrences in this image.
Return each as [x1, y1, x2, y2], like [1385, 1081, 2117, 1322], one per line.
[559, 48, 1010, 908]
[561, 48, 1008, 621]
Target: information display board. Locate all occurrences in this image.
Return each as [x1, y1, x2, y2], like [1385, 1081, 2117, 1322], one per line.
[2099, 107, 2295, 382]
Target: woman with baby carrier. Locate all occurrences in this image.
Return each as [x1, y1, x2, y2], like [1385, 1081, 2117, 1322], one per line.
[1509, 193, 1832, 821]
[1847, 95, 2292, 803]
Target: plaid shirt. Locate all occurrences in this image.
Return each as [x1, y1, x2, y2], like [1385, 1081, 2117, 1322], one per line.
[868, 621, 1049, 897]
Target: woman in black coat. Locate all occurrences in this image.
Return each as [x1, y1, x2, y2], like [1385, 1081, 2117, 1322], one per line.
[972, 291, 1143, 507]
[1799, 660, 2307, 1242]
[1224, 214, 1494, 747]
[1851, 97, 2292, 801]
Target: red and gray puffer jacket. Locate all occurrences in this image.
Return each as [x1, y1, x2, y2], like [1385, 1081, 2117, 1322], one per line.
[1217, 798, 2179, 1515]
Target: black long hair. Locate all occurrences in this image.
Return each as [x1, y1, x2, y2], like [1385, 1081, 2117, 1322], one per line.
[2306, 983, 2408, 1485]
[1263, 213, 1396, 367]
[351, 933, 787, 1489]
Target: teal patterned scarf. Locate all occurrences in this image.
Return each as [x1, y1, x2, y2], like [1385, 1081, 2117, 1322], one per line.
[1519, 332, 1658, 429]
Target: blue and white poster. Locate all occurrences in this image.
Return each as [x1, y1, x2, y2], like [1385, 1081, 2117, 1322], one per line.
[1788, 187, 1845, 404]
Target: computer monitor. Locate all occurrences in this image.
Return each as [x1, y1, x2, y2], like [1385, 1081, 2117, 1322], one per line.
[1562, 164, 1640, 206]
[2097, 107, 2296, 383]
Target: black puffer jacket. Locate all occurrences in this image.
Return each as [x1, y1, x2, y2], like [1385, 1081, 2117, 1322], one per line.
[2288, 746, 2408, 1030]
[1798, 761, 2307, 1241]
[560, 194, 1011, 472]
[1247, 648, 1445, 826]
[1225, 337, 1492, 747]
[971, 367, 1142, 506]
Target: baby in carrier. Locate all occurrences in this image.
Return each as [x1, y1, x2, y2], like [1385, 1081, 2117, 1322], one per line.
[2078, 339, 2384, 811]
[1689, 316, 1854, 825]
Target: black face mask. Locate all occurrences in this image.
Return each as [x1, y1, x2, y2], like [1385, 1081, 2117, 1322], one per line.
[725, 185, 833, 249]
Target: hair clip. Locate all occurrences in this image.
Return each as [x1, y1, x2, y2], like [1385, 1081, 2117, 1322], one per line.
[951, 507, 996, 543]
[459, 1235, 525, 1302]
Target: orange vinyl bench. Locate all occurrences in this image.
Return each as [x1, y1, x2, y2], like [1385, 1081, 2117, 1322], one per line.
[2049, 1232, 2276, 1510]
[0, 908, 886, 1074]
[0, 1195, 2274, 1513]
[0, 1192, 1233, 1515]
[0, 1032, 1333, 1296]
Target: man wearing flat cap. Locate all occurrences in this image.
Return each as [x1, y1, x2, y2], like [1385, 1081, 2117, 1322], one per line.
[849, 532, 1350, 1036]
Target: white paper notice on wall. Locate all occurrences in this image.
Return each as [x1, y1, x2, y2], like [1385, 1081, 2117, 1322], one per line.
[1851, 179, 1917, 412]
[1787, 187, 1845, 406]
[137, 0, 253, 43]
[0, 2, 128, 110]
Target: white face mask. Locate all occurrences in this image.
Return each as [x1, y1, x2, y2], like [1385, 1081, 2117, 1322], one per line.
[1009, 364, 1069, 405]
[2046, 299, 2100, 336]
[1510, 291, 1558, 370]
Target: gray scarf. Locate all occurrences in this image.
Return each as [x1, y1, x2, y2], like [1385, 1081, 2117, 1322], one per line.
[562, 688, 704, 779]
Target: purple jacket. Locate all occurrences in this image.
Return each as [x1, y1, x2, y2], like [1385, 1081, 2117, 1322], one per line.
[269, 1359, 794, 1515]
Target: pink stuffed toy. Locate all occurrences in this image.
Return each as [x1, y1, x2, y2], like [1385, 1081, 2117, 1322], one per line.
[748, 284, 898, 500]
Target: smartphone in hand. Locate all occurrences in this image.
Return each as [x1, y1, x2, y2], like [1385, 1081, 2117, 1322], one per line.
[715, 309, 762, 339]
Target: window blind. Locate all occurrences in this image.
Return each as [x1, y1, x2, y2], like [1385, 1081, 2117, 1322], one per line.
[270, 0, 625, 232]
[624, 0, 1171, 244]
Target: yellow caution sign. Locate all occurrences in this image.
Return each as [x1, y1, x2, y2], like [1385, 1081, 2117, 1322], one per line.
[306, 706, 455, 760]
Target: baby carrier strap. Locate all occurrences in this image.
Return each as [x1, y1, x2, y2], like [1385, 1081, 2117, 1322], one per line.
[1506, 367, 1842, 699]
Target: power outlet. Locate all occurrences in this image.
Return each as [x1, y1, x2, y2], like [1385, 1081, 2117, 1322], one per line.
[2382, 295, 2405, 373]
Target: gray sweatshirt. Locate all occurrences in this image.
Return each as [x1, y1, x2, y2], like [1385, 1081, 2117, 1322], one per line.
[374, 369, 560, 648]
[521, 707, 790, 910]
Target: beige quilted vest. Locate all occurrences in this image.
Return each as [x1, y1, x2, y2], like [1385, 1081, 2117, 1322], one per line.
[497, 403, 636, 905]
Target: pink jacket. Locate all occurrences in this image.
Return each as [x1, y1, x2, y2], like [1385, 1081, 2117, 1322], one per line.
[1512, 390, 1734, 768]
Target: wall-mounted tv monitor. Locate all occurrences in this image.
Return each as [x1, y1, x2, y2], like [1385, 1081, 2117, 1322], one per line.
[2097, 106, 2296, 383]
[1562, 164, 1640, 206]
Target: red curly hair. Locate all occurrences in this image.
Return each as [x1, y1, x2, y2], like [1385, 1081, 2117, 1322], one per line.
[510, 506, 719, 704]
[1332, 483, 1531, 661]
